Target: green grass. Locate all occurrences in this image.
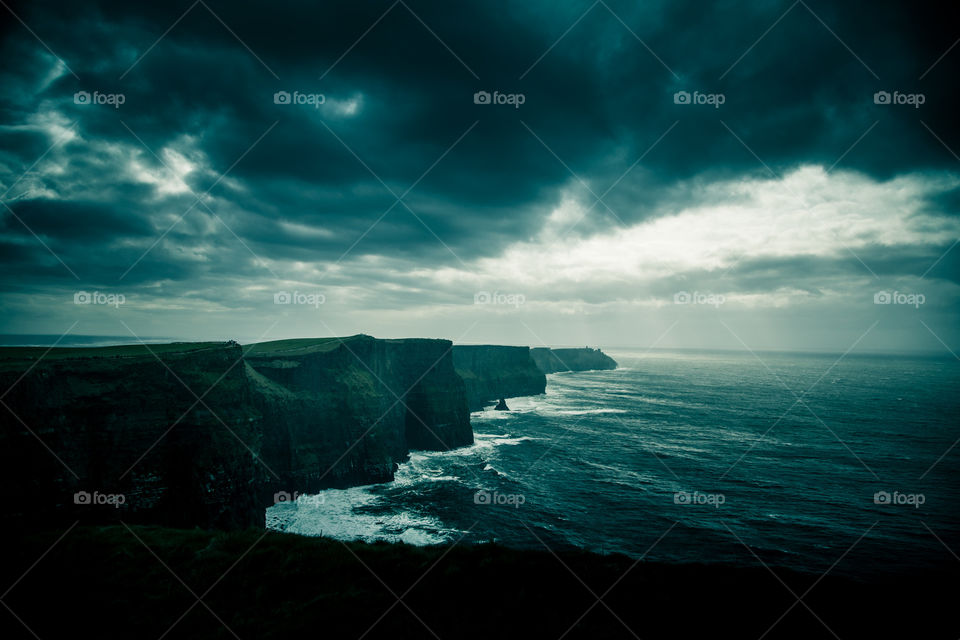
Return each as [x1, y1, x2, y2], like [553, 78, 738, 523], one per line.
[0, 341, 231, 362]
[243, 336, 367, 356]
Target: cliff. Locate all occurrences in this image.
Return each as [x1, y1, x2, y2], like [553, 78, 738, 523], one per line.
[530, 347, 617, 373]
[0, 335, 471, 530]
[452, 345, 546, 411]
[245, 336, 472, 496]
[0, 341, 267, 530]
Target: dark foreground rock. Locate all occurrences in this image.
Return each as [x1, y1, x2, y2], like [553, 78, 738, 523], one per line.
[1, 525, 954, 640]
[452, 345, 546, 411]
[530, 347, 618, 373]
[0, 336, 471, 530]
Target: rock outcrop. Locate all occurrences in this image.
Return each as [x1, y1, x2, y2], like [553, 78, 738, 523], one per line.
[0, 335, 471, 530]
[530, 347, 618, 373]
[452, 345, 546, 411]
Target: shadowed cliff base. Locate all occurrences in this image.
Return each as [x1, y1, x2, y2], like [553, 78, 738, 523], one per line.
[1, 525, 954, 639]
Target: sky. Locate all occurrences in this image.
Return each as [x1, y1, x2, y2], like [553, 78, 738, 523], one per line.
[1, 0, 958, 353]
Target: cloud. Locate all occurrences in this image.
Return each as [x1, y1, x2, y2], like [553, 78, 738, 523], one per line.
[0, 0, 958, 350]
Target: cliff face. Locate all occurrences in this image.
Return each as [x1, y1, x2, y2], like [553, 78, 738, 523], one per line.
[246, 336, 472, 496]
[0, 342, 269, 530]
[530, 347, 618, 373]
[452, 345, 546, 411]
[0, 335, 471, 530]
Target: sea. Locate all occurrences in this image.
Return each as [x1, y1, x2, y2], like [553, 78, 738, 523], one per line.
[267, 348, 960, 579]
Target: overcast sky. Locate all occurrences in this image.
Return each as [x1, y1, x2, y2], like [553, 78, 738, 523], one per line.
[1, 0, 958, 353]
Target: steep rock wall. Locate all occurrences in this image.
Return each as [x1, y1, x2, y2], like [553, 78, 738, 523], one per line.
[452, 345, 546, 411]
[246, 336, 472, 496]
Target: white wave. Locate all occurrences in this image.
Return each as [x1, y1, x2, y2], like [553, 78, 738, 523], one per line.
[391, 451, 461, 487]
[266, 485, 456, 545]
[553, 408, 629, 416]
[474, 433, 537, 447]
[470, 410, 515, 421]
[482, 463, 512, 480]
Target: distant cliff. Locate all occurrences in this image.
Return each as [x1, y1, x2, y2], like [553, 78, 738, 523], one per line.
[530, 347, 617, 373]
[0, 335, 471, 530]
[452, 345, 546, 411]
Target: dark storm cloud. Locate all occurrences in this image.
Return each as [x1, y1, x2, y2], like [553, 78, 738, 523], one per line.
[0, 0, 958, 340]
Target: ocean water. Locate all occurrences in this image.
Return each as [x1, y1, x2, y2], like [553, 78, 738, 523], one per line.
[267, 349, 960, 578]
